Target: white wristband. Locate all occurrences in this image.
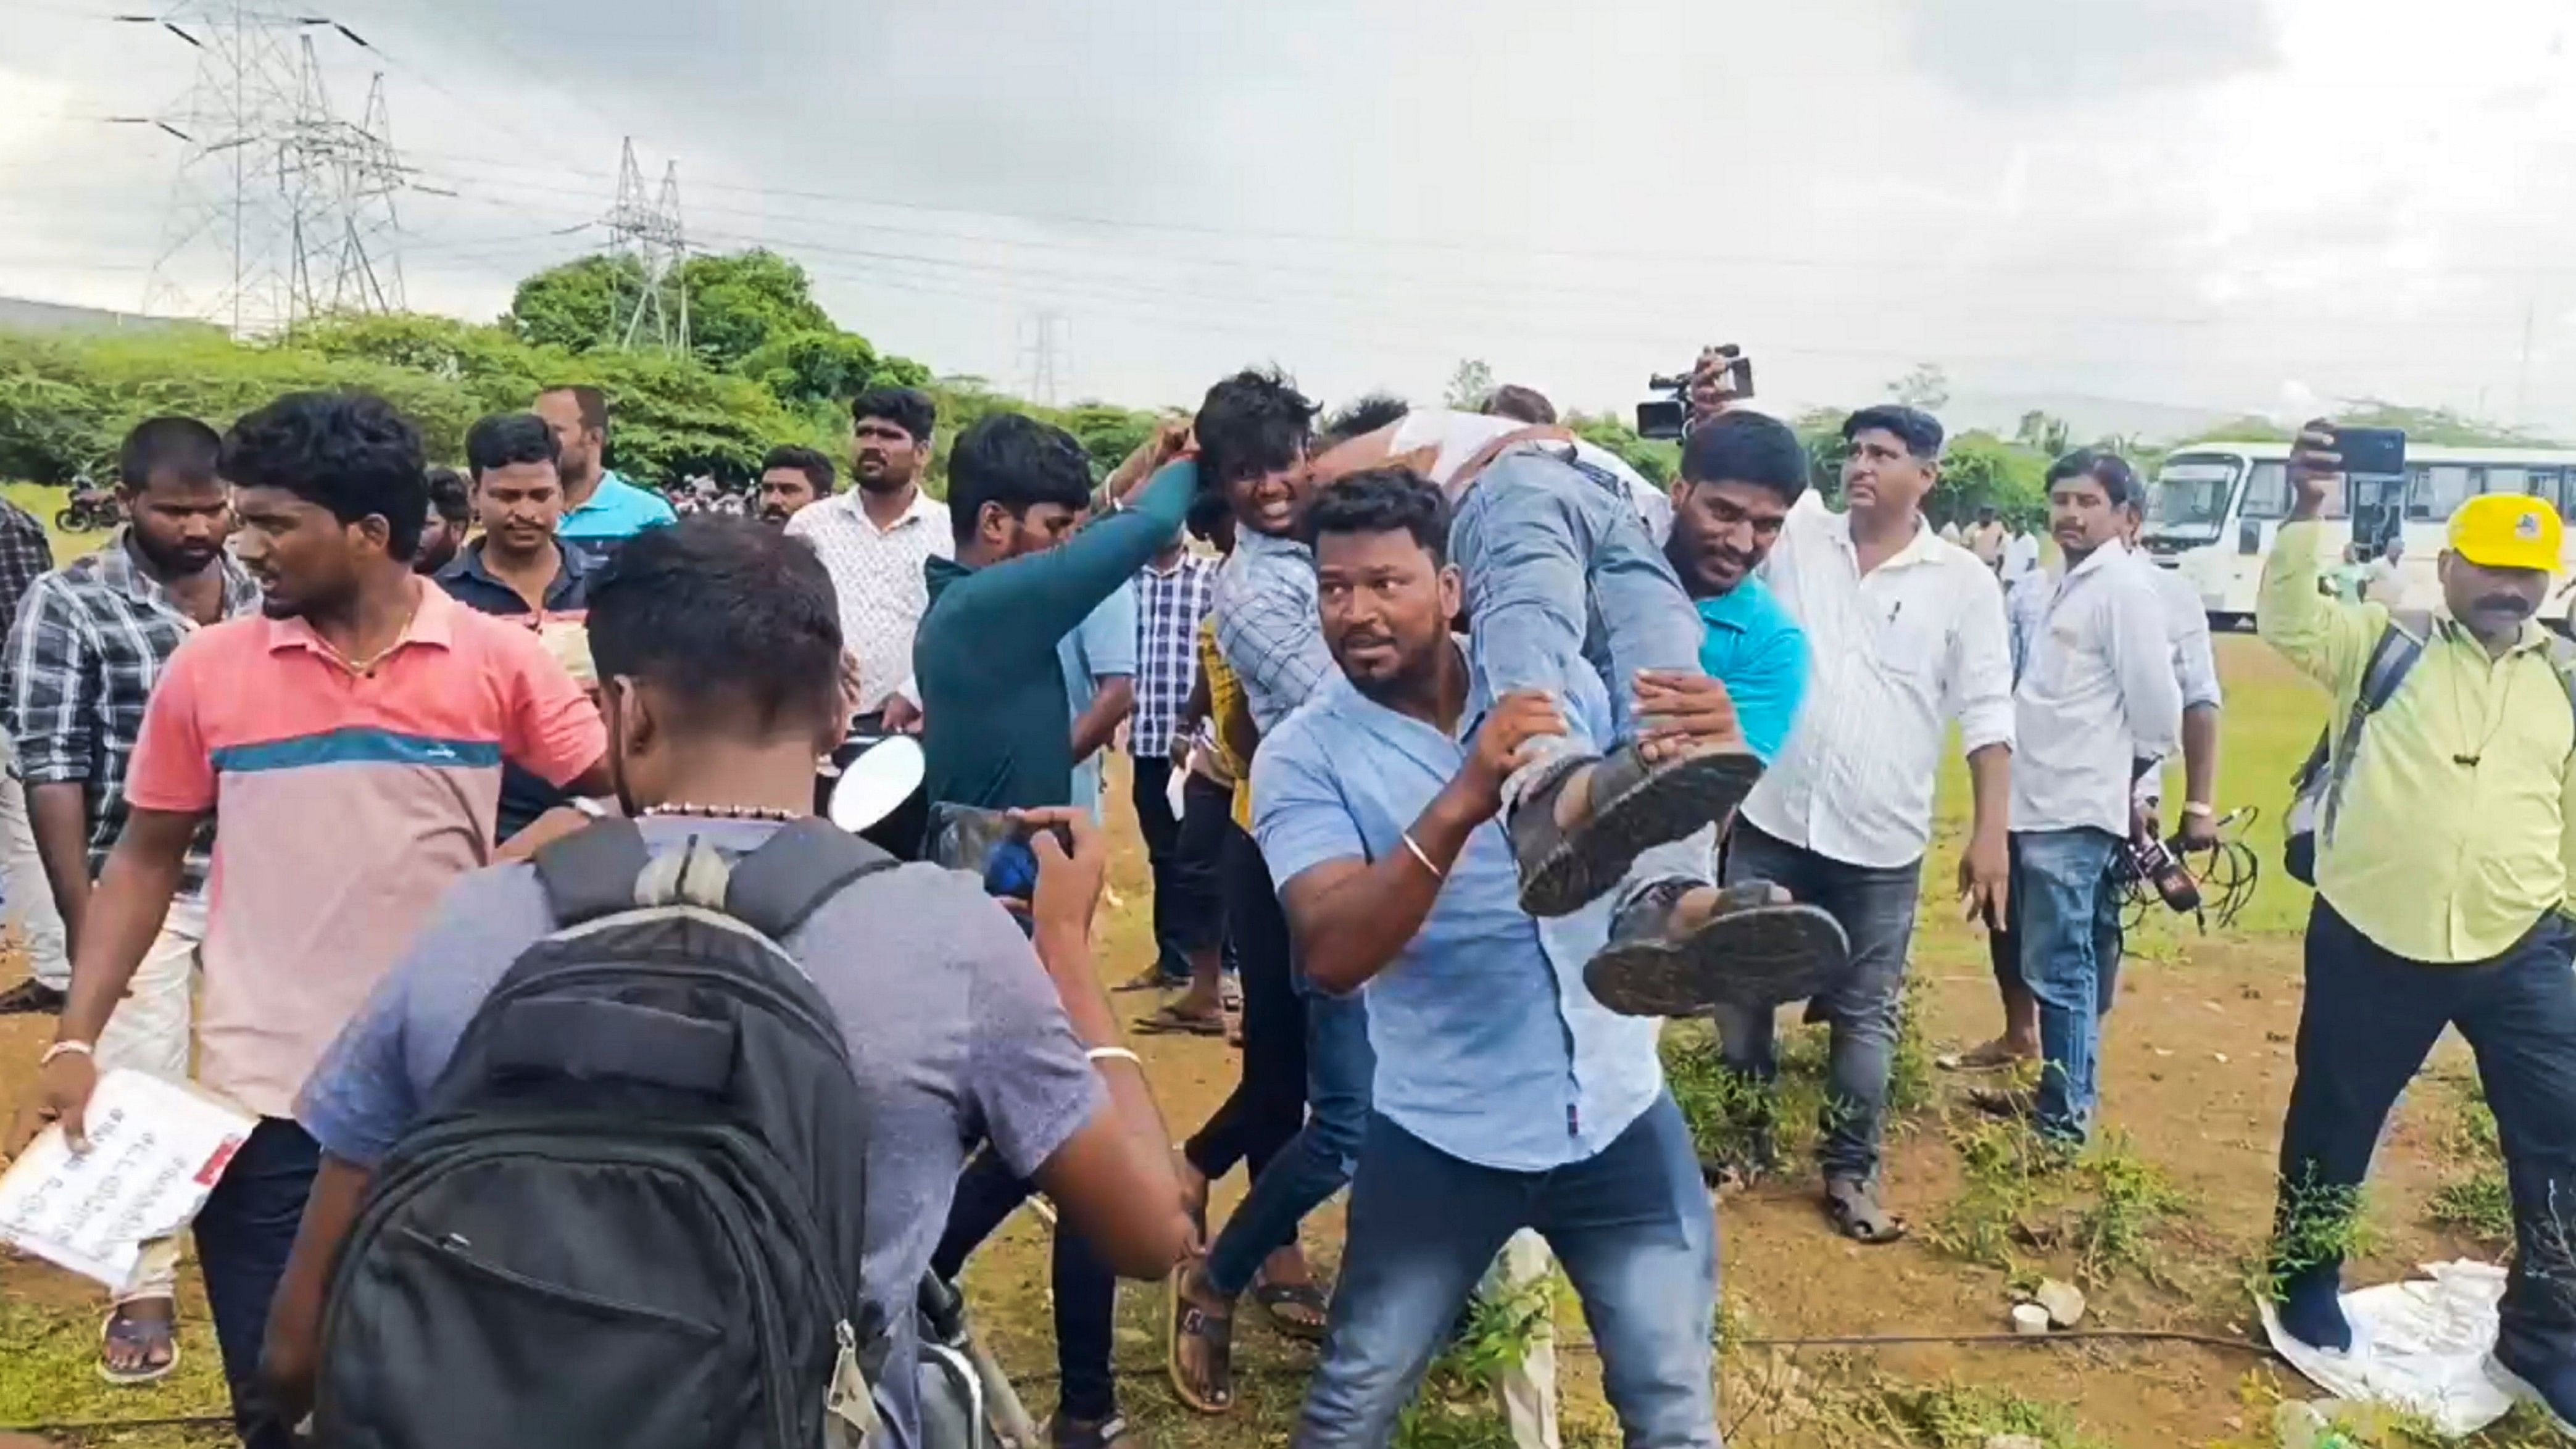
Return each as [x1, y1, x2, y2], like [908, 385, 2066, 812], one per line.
[1087, 1046, 1142, 1069]
[40, 1039, 93, 1066]
[2182, 802, 2216, 820]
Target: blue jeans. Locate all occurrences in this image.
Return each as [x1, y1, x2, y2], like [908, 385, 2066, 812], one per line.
[2279, 902, 2576, 1371]
[2009, 828, 2123, 1144]
[1205, 973, 1376, 1295]
[1449, 446, 1705, 800]
[194, 1116, 319, 1449]
[1297, 1095, 1719, 1448]
[1713, 824, 1924, 1181]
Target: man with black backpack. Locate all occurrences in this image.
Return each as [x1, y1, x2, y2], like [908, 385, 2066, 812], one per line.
[263, 518, 1196, 1448]
[2260, 421, 2576, 1432]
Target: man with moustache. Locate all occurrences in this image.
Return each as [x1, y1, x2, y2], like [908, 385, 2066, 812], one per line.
[758, 444, 834, 525]
[788, 386, 947, 734]
[531, 385, 675, 567]
[4, 415, 260, 1382]
[2258, 424, 2576, 1432]
[1253, 469, 1735, 1447]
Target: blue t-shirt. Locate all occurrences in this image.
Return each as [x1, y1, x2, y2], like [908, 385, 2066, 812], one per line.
[557, 471, 677, 565]
[1058, 584, 1137, 822]
[1692, 576, 1807, 766]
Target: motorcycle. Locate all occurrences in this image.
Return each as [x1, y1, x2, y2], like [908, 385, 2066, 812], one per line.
[55, 486, 119, 533]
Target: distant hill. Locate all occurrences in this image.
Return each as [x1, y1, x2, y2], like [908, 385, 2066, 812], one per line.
[0, 297, 216, 337]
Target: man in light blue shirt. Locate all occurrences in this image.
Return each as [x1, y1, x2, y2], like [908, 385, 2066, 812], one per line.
[1060, 581, 1137, 822]
[1250, 468, 1825, 1447]
[534, 385, 677, 567]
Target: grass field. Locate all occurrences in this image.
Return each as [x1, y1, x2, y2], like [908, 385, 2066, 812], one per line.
[0, 560, 2562, 1447]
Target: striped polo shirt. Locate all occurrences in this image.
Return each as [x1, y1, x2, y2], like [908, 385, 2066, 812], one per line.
[125, 581, 607, 1117]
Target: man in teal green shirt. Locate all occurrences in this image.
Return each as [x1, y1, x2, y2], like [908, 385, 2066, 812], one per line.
[1661, 416, 1809, 765]
[914, 415, 1194, 813]
[914, 410, 1192, 1449]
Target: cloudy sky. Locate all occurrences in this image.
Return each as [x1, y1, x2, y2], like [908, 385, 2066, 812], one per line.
[4, 0, 2575, 436]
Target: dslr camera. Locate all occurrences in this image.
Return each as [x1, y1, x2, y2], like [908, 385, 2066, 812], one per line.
[1635, 344, 1753, 441]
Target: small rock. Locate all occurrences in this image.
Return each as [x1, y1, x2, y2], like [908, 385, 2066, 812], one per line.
[2267, 1031, 2291, 1044]
[2212, 1052, 2230, 1064]
[1985, 1436, 2045, 1449]
[2035, 1277, 2086, 1327]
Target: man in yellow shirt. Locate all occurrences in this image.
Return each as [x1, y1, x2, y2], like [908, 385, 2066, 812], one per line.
[2258, 421, 2576, 1429]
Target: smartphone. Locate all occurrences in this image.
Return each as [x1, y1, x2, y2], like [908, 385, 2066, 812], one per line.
[923, 803, 1072, 900]
[2332, 426, 2406, 478]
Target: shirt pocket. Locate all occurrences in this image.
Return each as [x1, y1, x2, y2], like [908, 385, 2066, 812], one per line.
[1868, 603, 1945, 685]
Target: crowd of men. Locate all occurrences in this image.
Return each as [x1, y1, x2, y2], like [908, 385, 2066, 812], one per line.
[2, 351, 2576, 1449]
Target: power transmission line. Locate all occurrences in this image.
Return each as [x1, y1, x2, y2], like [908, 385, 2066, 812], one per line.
[1018, 310, 1068, 406]
[602, 138, 687, 352]
[117, 3, 415, 334]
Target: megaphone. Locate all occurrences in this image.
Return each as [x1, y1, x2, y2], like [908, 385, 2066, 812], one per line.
[825, 732, 926, 836]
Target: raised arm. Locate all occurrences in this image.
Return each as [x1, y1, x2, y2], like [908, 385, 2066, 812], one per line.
[2258, 421, 2381, 693]
[954, 459, 1195, 646]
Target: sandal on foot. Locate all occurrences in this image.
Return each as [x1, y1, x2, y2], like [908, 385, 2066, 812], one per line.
[1822, 1176, 1908, 1245]
[1165, 1269, 1236, 1414]
[1584, 881, 1849, 1018]
[1252, 1277, 1329, 1343]
[1133, 1003, 1227, 1037]
[1937, 1037, 2037, 1073]
[1510, 742, 1763, 918]
[1052, 1413, 1139, 1448]
[99, 1299, 178, 1385]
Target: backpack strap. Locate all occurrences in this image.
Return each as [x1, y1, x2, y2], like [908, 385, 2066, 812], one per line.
[723, 816, 900, 940]
[531, 818, 654, 926]
[2319, 610, 2433, 845]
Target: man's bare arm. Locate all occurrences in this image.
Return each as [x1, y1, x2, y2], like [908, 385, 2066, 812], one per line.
[1068, 676, 1134, 766]
[25, 782, 95, 960]
[262, 1155, 372, 1424]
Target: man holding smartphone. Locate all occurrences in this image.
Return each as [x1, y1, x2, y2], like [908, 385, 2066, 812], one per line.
[2259, 422, 2576, 1430]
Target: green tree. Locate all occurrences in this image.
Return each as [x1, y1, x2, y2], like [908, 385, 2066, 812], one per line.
[1445, 358, 1496, 412]
[504, 254, 646, 354]
[1790, 405, 1852, 500]
[676, 249, 836, 371]
[1934, 430, 2048, 529]
[1564, 411, 1679, 486]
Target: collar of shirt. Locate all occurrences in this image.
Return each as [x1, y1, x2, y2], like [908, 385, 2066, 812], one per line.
[1259, 665, 1661, 1172]
[263, 577, 459, 662]
[94, 528, 263, 619]
[436, 538, 588, 614]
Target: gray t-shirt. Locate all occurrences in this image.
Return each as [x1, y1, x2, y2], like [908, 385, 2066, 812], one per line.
[294, 817, 1105, 1449]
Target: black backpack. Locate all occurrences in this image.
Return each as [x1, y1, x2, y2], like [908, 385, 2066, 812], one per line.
[314, 817, 896, 1449]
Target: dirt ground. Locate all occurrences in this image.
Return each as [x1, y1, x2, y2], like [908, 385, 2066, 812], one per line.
[0, 636, 2541, 1446]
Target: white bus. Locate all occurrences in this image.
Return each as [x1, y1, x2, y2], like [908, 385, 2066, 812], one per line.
[2137, 439, 2576, 631]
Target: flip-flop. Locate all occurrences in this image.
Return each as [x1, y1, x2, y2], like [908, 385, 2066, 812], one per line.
[1251, 1279, 1329, 1343]
[1165, 1269, 1236, 1414]
[1513, 743, 1763, 918]
[1937, 1039, 2037, 1073]
[98, 1301, 178, 1385]
[1823, 1177, 1909, 1246]
[1584, 890, 1850, 1018]
[1133, 1004, 1227, 1037]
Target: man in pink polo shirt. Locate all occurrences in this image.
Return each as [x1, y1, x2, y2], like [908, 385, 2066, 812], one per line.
[10, 391, 608, 1449]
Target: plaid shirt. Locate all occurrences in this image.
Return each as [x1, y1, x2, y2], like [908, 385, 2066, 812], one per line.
[5, 531, 261, 891]
[0, 497, 52, 649]
[1129, 553, 1216, 758]
[1211, 529, 1333, 735]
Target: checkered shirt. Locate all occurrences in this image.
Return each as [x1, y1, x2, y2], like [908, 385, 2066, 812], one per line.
[1210, 530, 1333, 735]
[4, 531, 261, 889]
[1129, 554, 1216, 758]
[0, 497, 52, 649]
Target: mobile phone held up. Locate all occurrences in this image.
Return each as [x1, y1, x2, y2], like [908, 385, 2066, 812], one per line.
[2331, 426, 2406, 478]
[923, 803, 1073, 902]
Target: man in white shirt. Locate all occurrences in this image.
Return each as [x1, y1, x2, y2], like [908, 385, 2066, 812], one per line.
[1963, 477, 2222, 1073]
[2000, 529, 2042, 586]
[1996, 450, 2182, 1147]
[2363, 534, 2407, 604]
[1716, 405, 2015, 1244]
[784, 386, 950, 733]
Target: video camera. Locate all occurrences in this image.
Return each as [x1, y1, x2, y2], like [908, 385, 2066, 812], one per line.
[1635, 344, 1753, 441]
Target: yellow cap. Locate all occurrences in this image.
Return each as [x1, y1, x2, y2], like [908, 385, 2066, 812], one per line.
[2448, 494, 2563, 574]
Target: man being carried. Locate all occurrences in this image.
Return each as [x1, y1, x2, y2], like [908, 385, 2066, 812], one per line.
[6, 417, 259, 1383]
[1258, 470, 1739, 1445]
[1308, 402, 1843, 1016]
[2259, 426, 2576, 1429]
[263, 518, 1195, 1446]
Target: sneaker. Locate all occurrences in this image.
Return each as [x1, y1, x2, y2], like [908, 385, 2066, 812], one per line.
[1582, 879, 1849, 1017]
[1508, 742, 1763, 918]
[0, 977, 65, 1016]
